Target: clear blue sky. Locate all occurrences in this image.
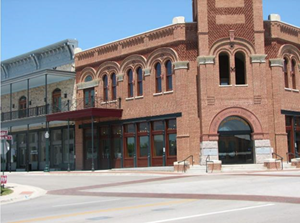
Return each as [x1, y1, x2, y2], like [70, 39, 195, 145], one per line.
[1, 0, 299, 61]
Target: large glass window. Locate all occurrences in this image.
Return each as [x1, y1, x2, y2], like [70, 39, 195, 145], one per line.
[137, 67, 143, 96]
[112, 126, 122, 159]
[153, 121, 164, 131]
[165, 60, 173, 91]
[218, 116, 253, 164]
[17, 134, 26, 168]
[111, 73, 117, 100]
[168, 134, 177, 156]
[153, 135, 164, 156]
[128, 69, 133, 97]
[29, 133, 38, 169]
[126, 137, 135, 158]
[155, 63, 162, 93]
[19, 96, 27, 118]
[219, 52, 230, 85]
[63, 129, 74, 164]
[51, 129, 62, 167]
[139, 136, 148, 157]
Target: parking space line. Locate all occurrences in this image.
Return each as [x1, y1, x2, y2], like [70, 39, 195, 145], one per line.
[146, 203, 275, 223]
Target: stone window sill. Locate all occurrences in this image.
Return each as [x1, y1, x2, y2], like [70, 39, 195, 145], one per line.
[235, 84, 248, 87]
[125, 97, 134, 101]
[164, 90, 174, 95]
[219, 85, 232, 87]
[135, 96, 144, 99]
[153, 92, 163, 96]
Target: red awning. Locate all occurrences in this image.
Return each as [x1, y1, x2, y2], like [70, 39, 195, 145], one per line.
[46, 108, 123, 122]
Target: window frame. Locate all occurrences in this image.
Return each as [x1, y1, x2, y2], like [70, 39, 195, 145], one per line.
[111, 73, 117, 100]
[127, 69, 134, 98]
[103, 75, 108, 101]
[155, 63, 162, 93]
[137, 67, 143, 96]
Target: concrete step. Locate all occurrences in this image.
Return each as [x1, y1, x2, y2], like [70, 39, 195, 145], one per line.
[111, 166, 174, 172]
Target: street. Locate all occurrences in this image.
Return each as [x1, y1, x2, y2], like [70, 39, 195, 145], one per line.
[1, 170, 300, 223]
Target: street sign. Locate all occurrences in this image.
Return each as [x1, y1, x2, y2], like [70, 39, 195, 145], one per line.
[0, 131, 8, 136]
[0, 135, 13, 140]
[1, 175, 7, 184]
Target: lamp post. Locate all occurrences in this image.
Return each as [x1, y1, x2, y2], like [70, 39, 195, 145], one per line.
[44, 124, 50, 172]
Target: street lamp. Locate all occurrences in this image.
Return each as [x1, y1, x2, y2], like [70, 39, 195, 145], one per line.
[44, 129, 50, 172]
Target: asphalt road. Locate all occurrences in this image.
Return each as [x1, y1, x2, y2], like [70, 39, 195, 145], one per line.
[1, 170, 300, 223]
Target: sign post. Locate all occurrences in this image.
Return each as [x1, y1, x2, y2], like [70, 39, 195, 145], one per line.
[44, 130, 50, 172]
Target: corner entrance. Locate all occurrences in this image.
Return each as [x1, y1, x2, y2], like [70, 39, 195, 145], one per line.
[218, 116, 254, 164]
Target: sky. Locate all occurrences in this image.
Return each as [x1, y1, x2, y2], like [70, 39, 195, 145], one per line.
[1, 0, 299, 61]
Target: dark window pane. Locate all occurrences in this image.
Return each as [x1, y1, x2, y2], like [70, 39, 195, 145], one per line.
[85, 75, 92, 82]
[128, 69, 133, 97]
[168, 119, 176, 130]
[125, 124, 135, 133]
[153, 121, 164, 131]
[126, 137, 135, 158]
[166, 60, 173, 91]
[139, 136, 148, 157]
[168, 134, 177, 156]
[100, 127, 109, 136]
[155, 63, 162, 92]
[138, 122, 149, 132]
[286, 116, 292, 127]
[113, 138, 122, 158]
[219, 53, 230, 85]
[235, 52, 246, 85]
[112, 126, 122, 135]
[154, 135, 163, 156]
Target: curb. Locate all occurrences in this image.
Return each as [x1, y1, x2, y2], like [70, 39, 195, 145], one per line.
[0, 183, 47, 205]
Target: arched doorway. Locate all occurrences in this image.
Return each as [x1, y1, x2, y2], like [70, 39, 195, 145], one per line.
[218, 116, 254, 164]
[52, 88, 61, 113]
[19, 96, 27, 118]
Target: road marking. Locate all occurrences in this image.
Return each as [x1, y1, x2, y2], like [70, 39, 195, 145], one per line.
[52, 198, 121, 207]
[146, 203, 275, 223]
[11, 199, 196, 223]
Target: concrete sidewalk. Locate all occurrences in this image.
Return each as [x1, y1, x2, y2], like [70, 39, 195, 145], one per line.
[0, 183, 47, 205]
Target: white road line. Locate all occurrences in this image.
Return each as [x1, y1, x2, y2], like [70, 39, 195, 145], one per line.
[52, 198, 121, 208]
[146, 203, 275, 223]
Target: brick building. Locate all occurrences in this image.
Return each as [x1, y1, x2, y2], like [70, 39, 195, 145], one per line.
[49, 0, 299, 170]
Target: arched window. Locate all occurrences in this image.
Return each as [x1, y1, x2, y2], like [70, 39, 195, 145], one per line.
[85, 75, 92, 82]
[235, 52, 246, 85]
[137, 67, 143, 96]
[284, 58, 289, 88]
[128, 69, 133, 97]
[291, 59, 297, 89]
[52, 88, 61, 113]
[165, 60, 173, 91]
[155, 63, 162, 92]
[219, 52, 230, 85]
[19, 96, 27, 118]
[103, 75, 108, 101]
[111, 73, 117, 100]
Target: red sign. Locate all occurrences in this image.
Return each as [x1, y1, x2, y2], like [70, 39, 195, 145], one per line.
[0, 131, 8, 136]
[1, 175, 7, 184]
[0, 135, 12, 140]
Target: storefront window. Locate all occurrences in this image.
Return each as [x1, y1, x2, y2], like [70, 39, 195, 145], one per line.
[126, 137, 135, 157]
[63, 129, 74, 164]
[153, 135, 163, 156]
[139, 136, 148, 157]
[168, 134, 177, 156]
[112, 126, 122, 159]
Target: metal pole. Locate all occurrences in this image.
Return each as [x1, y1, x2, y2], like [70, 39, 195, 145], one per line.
[45, 74, 48, 114]
[10, 83, 12, 120]
[44, 122, 50, 172]
[91, 116, 94, 171]
[67, 119, 70, 172]
[27, 79, 29, 117]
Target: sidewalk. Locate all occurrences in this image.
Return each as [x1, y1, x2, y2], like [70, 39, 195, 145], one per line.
[0, 183, 47, 205]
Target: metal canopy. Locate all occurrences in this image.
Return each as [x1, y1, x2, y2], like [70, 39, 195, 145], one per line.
[46, 108, 123, 122]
